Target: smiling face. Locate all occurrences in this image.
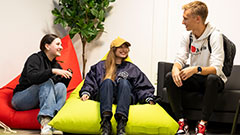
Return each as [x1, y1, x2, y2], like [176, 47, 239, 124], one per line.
[182, 9, 198, 31]
[115, 43, 129, 59]
[45, 38, 63, 59]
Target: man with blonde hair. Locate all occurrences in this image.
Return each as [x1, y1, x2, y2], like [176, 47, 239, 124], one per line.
[166, 1, 226, 135]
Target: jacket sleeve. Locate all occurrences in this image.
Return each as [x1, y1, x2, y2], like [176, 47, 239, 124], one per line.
[133, 68, 155, 104]
[209, 32, 224, 76]
[26, 55, 53, 84]
[51, 63, 71, 87]
[79, 64, 99, 98]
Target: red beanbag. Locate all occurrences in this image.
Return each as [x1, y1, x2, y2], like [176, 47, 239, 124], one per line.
[0, 35, 82, 129]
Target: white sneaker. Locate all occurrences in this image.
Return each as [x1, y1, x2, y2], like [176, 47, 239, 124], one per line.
[41, 124, 52, 135]
[52, 128, 63, 135]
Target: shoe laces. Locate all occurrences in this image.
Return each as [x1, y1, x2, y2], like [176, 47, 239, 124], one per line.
[117, 118, 126, 132]
[196, 123, 206, 135]
[40, 124, 52, 135]
[178, 120, 185, 130]
[177, 120, 189, 134]
[40, 117, 51, 127]
[100, 119, 111, 133]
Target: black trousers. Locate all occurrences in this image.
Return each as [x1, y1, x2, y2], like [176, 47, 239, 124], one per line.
[165, 72, 224, 121]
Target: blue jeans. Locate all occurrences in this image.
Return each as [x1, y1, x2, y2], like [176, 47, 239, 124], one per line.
[99, 79, 132, 119]
[11, 79, 67, 123]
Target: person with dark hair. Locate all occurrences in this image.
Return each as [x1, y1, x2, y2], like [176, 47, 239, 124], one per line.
[11, 34, 72, 135]
[165, 1, 226, 135]
[79, 37, 155, 135]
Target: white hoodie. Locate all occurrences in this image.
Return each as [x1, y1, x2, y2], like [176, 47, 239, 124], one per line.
[175, 23, 227, 83]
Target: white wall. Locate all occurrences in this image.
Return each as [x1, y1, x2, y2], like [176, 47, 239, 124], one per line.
[82, 0, 158, 85]
[0, 0, 57, 87]
[166, 0, 240, 64]
[1, 0, 240, 90]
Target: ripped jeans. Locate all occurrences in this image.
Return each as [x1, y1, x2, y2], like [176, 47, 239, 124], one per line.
[11, 79, 67, 123]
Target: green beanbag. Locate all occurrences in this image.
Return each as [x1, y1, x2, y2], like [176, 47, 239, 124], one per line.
[49, 81, 178, 134]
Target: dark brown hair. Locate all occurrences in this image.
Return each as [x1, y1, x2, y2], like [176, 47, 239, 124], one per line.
[40, 34, 60, 51]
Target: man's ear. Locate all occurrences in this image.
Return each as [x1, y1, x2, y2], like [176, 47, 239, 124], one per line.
[196, 15, 203, 24]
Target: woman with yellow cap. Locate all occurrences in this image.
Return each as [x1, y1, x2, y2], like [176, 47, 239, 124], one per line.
[79, 37, 155, 135]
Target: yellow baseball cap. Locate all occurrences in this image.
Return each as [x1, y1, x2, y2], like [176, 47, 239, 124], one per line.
[110, 37, 131, 48]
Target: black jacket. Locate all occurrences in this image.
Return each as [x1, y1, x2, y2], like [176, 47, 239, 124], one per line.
[13, 51, 71, 95]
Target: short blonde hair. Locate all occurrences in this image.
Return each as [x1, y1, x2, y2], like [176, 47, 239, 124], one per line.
[182, 1, 208, 23]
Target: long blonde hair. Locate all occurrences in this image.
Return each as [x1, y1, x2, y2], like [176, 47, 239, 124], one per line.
[104, 47, 117, 81]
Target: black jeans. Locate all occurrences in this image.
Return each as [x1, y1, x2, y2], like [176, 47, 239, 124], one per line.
[99, 79, 132, 119]
[165, 72, 224, 121]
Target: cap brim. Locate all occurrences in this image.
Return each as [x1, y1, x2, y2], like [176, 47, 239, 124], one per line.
[123, 41, 131, 46]
[111, 41, 131, 48]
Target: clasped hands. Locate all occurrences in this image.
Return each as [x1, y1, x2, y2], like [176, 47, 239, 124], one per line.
[172, 67, 196, 87]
